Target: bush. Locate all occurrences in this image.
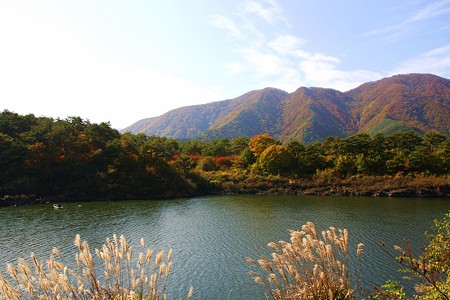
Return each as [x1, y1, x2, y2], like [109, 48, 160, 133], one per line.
[198, 156, 218, 172]
[377, 210, 450, 299]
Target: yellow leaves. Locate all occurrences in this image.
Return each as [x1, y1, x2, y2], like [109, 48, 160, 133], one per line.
[248, 133, 276, 157]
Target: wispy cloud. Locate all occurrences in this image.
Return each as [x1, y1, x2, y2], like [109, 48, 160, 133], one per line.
[366, 0, 450, 41]
[209, 1, 381, 92]
[237, 47, 284, 75]
[242, 0, 289, 26]
[208, 14, 242, 39]
[408, 0, 450, 22]
[225, 62, 243, 74]
[391, 44, 450, 77]
[268, 34, 306, 54]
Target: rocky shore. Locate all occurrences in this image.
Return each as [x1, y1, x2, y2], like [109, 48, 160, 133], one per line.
[1, 176, 449, 207]
[246, 185, 450, 198]
[215, 175, 450, 198]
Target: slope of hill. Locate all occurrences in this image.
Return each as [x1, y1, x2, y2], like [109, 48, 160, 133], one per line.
[199, 88, 288, 139]
[279, 87, 357, 143]
[121, 74, 450, 143]
[346, 73, 450, 136]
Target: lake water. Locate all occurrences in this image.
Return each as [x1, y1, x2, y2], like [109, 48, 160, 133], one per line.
[1, 195, 449, 299]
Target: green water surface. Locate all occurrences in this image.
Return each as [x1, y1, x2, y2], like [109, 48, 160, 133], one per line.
[1, 195, 449, 299]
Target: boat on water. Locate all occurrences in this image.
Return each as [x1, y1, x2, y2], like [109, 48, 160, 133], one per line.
[53, 203, 63, 209]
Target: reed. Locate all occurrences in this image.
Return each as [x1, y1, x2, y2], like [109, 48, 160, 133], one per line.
[0, 234, 193, 300]
[247, 221, 363, 299]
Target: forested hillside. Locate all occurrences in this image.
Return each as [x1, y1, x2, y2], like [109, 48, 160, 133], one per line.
[0, 111, 198, 202]
[122, 73, 450, 143]
[346, 73, 450, 135]
[1, 110, 449, 205]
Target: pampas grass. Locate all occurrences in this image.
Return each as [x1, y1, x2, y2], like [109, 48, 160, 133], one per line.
[0, 234, 193, 300]
[247, 222, 363, 300]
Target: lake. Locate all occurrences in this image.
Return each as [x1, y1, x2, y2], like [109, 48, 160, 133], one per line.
[1, 195, 449, 299]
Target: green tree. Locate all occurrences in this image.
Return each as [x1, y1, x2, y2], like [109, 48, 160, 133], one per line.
[202, 138, 231, 157]
[334, 154, 356, 177]
[287, 140, 304, 175]
[383, 131, 422, 175]
[142, 136, 179, 160]
[440, 138, 450, 175]
[239, 147, 256, 168]
[230, 136, 250, 155]
[297, 142, 329, 175]
[179, 140, 206, 155]
[339, 133, 372, 156]
[172, 154, 197, 173]
[198, 156, 218, 172]
[385, 131, 422, 155]
[410, 132, 447, 174]
[0, 132, 27, 192]
[287, 139, 305, 158]
[0, 110, 37, 138]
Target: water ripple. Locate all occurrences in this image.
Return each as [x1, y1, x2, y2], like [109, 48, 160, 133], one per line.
[0, 196, 449, 299]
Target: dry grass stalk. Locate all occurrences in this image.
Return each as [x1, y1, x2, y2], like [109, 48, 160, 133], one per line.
[247, 221, 363, 300]
[0, 234, 193, 300]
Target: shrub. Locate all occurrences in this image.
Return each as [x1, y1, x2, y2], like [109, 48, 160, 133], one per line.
[214, 156, 236, 170]
[377, 210, 450, 299]
[313, 168, 342, 185]
[371, 280, 408, 300]
[198, 156, 218, 172]
[247, 221, 363, 299]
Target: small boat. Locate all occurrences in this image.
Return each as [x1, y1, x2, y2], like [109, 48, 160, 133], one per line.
[53, 203, 63, 209]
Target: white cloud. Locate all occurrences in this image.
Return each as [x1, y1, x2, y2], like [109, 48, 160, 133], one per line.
[391, 44, 450, 77]
[210, 3, 382, 93]
[294, 50, 341, 64]
[268, 34, 305, 54]
[242, 0, 285, 25]
[237, 48, 284, 75]
[225, 62, 243, 74]
[208, 14, 242, 39]
[408, 0, 450, 23]
[258, 67, 305, 92]
[366, 0, 450, 41]
[299, 60, 382, 91]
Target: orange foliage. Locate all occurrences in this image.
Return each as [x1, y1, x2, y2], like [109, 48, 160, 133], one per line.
[248, 133, 276, 157]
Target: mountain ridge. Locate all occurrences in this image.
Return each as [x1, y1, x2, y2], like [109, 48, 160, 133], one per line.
[122, 73, 450, 143]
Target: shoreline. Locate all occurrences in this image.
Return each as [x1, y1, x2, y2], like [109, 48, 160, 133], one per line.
[209, 173, 450, 198]
[219, 184, 449, 198]
[1, 175, 449, 207]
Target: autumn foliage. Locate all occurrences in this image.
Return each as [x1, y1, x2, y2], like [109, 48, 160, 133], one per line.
[1, 110, 449, 204]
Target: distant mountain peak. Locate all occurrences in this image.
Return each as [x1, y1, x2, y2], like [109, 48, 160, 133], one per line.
[121, 73, 450, 143]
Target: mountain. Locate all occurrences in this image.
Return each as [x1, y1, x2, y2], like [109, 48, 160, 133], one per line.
[280, 87, 357, 144]
[127, 88, 288, 140]
[346, 73, 450, 136]
[122, 74, 450, 143]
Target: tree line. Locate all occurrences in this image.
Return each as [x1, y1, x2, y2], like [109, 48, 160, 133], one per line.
[1, 110, 449, 200]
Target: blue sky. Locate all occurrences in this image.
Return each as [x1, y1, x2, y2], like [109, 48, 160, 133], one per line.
[1, 0, 450, 128]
